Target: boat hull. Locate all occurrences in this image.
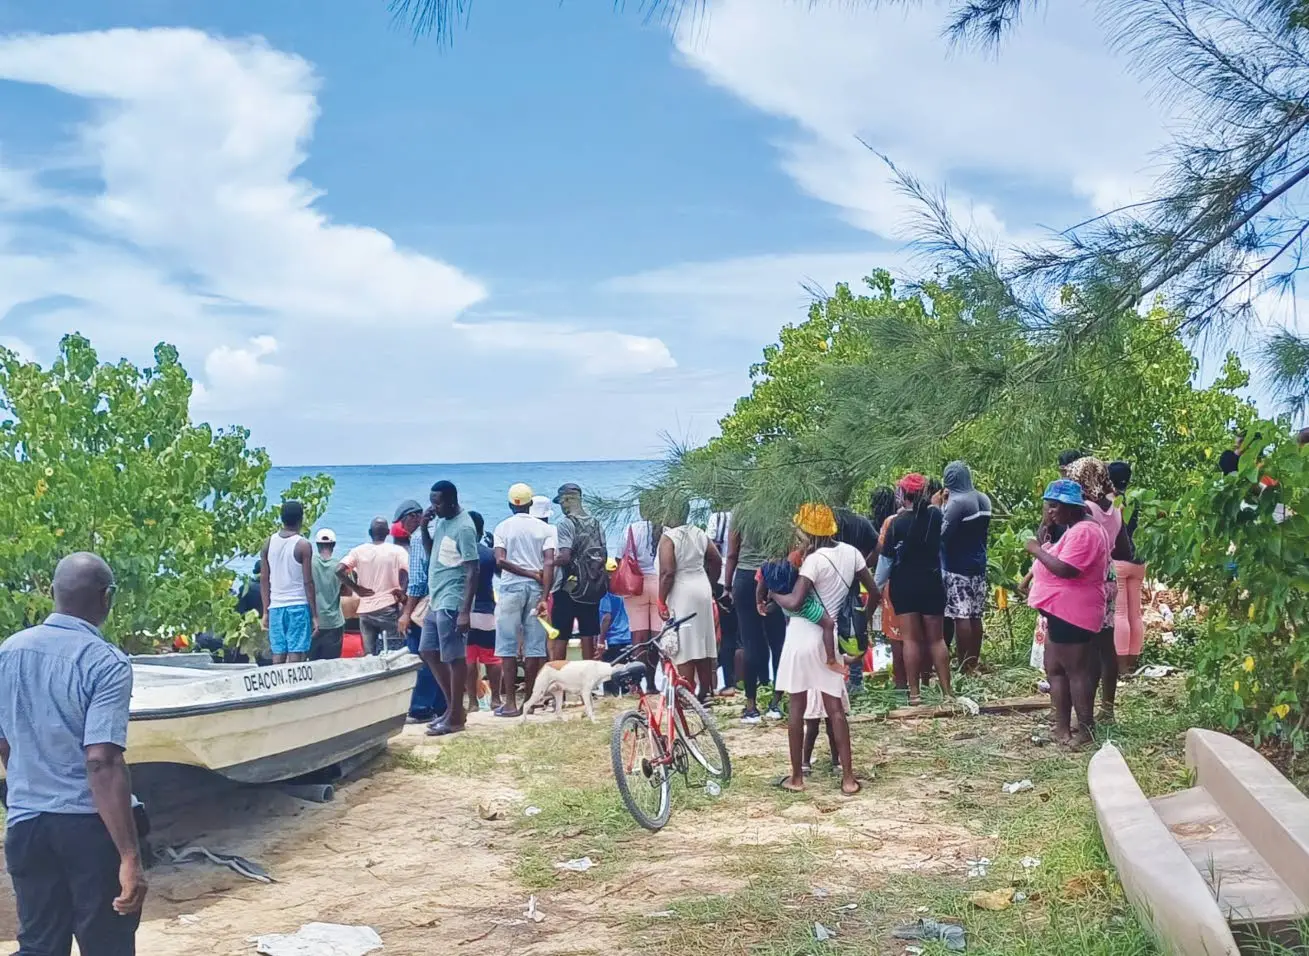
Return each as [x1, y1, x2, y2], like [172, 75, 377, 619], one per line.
[129, 663, 419, 783]
[0, 655, 422, 786]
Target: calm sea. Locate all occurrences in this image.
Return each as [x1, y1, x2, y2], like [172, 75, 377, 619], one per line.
[266, 459, 654, 556]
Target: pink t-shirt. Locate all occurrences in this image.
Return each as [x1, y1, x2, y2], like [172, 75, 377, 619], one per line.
[1027, 520, 1109, 632]
[341, 542, 408, 616]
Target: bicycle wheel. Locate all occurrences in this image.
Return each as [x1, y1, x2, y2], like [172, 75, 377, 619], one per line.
[611, 710, 672, 831]
[673, 687, 732, 786]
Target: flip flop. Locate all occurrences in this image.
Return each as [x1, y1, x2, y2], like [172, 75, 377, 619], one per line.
[773, 775, 805, 792]
[426, 724, 465, 737]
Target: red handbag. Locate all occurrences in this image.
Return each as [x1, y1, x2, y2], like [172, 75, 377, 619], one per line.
[610, 526, 646, 597]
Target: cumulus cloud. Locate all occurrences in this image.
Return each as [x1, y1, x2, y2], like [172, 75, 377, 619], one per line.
[0, 27, 676, 449]
[673, 0, 1171, 245]
[192, 335, 283, 410]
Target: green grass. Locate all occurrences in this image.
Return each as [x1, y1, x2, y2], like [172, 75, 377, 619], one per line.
[632, 672, 1207, 956]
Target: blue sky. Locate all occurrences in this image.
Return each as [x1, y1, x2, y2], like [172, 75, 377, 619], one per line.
[0, 1, 1174, 464]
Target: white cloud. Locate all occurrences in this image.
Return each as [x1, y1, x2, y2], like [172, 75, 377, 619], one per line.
[0, 28, 677, 459]
[674, 0, 1170, 244]
[603, 249, 911, 338]
[457, 320, 676, 376]
[193, 334, 283, 410]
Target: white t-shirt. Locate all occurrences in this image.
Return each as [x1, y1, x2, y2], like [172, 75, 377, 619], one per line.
[624, 521, 659, 576]
[493, 513, 557, 588]
[799, 542, 864, 618]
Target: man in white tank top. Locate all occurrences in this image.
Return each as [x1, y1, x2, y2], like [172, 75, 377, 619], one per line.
[260, 501, 318, 664]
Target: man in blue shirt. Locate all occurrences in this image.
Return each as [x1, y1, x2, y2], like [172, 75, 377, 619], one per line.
[0, 552, 146, 955]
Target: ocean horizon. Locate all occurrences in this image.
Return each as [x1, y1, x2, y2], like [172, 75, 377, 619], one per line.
[266, 459, 657, 558]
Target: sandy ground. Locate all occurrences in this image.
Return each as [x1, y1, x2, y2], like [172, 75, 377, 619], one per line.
[0, 705, 994, 956]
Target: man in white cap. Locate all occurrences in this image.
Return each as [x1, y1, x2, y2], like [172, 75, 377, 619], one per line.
[310, 528, 348, 660]
[492, 483, 555, 716]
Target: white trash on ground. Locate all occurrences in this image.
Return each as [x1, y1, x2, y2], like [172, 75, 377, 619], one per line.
[966, 858, 991, 878]
[253, 923, 382, 956]
[1002, 779, 1034, 794]
[555, 857, 594, 872]
[1019, 856, 1041, 870]
[524, 806, 542, 817]
[525, 895, 546, 923]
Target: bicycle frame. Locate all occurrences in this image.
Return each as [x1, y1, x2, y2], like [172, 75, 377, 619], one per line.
[612, 615, 697, 768]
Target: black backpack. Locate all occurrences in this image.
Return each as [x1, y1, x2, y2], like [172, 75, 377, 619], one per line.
[562, 513, 609, 603]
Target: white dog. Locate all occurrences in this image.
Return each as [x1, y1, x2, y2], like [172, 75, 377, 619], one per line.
[522, 660, 615, 721]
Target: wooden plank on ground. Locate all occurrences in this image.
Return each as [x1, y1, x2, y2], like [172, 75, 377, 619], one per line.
[848, 695, 1050, 724]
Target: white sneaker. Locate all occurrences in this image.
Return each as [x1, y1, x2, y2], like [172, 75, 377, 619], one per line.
[740, 710, 762, 725]
[765, 707, 783, 721]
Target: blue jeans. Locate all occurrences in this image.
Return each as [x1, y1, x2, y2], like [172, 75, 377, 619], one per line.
[406, 624, 445, 719]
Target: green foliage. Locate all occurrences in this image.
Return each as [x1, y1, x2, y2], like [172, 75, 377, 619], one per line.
[1141, 421, 1309, 749]
[656, 271, 1256, 569]
[0, 334, 332, 649]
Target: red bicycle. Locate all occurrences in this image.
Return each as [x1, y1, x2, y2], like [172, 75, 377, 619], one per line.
[609, 613, 732, 831]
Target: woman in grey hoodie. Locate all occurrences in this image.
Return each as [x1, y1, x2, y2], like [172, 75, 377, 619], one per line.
[940, 461, 992, 673]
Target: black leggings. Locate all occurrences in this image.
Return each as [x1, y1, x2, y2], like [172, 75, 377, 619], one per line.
[732, 569, 785, 701]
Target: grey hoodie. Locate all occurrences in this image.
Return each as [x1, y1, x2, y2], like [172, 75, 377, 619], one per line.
[941, 461, 992, 576]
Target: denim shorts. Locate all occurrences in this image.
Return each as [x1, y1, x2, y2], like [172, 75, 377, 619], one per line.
[419, 608, 467, 661]
[269, 604, 312, 655]
[495, 581, 547, 659]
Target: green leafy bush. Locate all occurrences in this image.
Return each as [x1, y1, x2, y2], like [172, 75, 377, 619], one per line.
[1142, 421, 1309, 749]
[0, 335, 332, 649]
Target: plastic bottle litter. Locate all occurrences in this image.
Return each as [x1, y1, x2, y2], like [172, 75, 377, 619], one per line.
[705, 780, 722, 797]
[956, 696, 980, 716]
[524, 806, 542, 817]
[524, 896, 546, 923]
[1002, 779, 1034, 794]
[554, 857, 594, 873]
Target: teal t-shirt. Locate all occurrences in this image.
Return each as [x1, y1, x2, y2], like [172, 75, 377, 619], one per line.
[427, 510, 479, 611]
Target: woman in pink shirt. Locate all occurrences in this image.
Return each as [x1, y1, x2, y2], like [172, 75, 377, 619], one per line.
[1025, 479, 1110, 748]
[1066, 456, 1133, 722]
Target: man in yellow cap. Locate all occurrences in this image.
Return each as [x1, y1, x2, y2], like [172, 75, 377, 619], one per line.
[491, 483, 556, 716]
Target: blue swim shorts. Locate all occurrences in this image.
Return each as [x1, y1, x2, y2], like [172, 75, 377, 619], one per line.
[269, 604, 313, 655]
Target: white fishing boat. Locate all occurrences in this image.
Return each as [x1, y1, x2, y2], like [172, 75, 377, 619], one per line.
[125, 651, 422, 783]
[1, 652, 422, 787]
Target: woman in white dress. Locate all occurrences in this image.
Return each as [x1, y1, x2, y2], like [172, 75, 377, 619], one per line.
[657, 502, 723, 702]
[768, 504, 878, 795]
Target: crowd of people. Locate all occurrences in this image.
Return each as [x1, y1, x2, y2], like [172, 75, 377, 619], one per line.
[251, 454, 1145, 756]
[0, 451, 1152, 953]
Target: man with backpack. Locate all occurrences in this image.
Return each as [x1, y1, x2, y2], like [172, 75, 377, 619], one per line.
[548, 483, 609, 662]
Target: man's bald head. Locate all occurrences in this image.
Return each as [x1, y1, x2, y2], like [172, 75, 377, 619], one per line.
[52, 552, 115, 627]
[369, 517, 389, 542]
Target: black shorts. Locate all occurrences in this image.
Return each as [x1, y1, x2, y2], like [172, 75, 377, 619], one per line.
[889, 574, 946, 616]
[551, 589, 601, 640]
[310, 626, 344, 660]
[468, 628, 496, 650]
[1042, 611, 1097, 645]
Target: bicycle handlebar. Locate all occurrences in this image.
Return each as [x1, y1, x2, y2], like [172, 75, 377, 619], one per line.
[608, 612, 697, 664]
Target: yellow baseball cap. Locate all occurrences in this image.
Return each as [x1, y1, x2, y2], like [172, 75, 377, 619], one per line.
[508, 482, 534, 506]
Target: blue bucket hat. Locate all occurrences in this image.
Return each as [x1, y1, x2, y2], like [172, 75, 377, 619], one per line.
[1043, 478, 1085, 507]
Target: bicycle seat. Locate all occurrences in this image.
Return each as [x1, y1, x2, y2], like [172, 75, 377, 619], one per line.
[611, 661, 647, 687]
